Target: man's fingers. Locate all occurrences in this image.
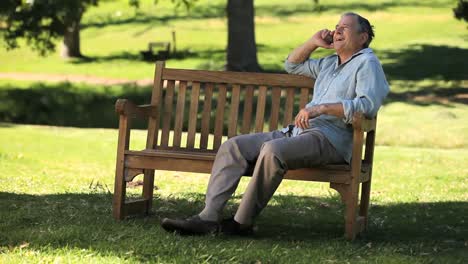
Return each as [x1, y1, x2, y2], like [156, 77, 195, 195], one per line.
[321, 29, 329, 39]
[321, 30, 326, 39]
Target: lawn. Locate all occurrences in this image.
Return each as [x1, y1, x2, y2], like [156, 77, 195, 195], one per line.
[1, 0, 467, 263]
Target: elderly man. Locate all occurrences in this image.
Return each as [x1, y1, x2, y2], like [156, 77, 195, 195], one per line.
[161, 12, 389, 235]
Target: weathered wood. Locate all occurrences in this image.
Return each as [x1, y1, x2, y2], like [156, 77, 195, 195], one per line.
[255, 85, 267, 133]
[173, 81, 187, 147]
[200, 83, 214, 150]
[360, 121, 377, 228]
[187, 82, 200, 149]
[113, 61, 378, 240]
[124, 168, 144, 182]
[113, 115, 131, 220]
[269, 86, 281, 131]
[161, 80, 175, 147]
[283, 88, 295, 126]
[241, 85, 254, 134]
[123, 199, 150, 216]
[147, 61, 165, 149]
[163, 68, 315, 87]
[115, 99, 156, 118]
[299, 87, 309, 109]
[342, 124, 365, 241]
[228, 84, 241, 138]
[126, 154, 214, 173]
[213, 84, 227, 150]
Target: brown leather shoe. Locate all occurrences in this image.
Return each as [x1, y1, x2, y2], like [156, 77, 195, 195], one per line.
[161, 215, 219, 235]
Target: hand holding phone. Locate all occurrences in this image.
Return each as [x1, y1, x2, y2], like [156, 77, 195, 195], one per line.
[324, 33, 334, 44]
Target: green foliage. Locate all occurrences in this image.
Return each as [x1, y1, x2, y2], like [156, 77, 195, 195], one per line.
[0, 0, 197, 56]
[0, 0, 98, 56]
[453, 0, 468, 22]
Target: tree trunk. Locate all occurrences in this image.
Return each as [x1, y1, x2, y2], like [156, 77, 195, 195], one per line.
[60, 15, 83, 58]
[226, 0, 262, 72]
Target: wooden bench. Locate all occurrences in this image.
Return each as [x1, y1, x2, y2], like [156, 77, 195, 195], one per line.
[113, 61, 378, 240]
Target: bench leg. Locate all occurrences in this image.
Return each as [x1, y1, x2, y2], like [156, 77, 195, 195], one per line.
[113, 158, 127, 220]
[113, 169, 154, 219]
[142, 169, 155, 215]
[359, 179, 371, 230]
[330, 183, 361, 240]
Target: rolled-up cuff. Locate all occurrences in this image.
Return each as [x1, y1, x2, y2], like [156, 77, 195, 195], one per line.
[284, 58, 301, 73]
[341, 100, 354, 124]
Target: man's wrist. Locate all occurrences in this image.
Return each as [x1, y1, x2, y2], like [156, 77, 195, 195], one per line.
[307, 105, 324, 118]
[304, 41, 318, 53]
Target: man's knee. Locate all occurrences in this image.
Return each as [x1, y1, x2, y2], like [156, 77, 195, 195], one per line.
[260, 140, 286, 161]
[218, 137, 238, 153]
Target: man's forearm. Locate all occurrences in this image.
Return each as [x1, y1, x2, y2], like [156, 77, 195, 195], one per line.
[310, 103, 345, 119]
[287, 42, 318, 63]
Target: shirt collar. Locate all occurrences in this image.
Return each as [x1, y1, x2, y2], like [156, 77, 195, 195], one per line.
[333, 48, 373, 68]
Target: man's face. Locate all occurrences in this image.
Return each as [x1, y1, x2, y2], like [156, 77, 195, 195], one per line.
[333, 15, 366, 55]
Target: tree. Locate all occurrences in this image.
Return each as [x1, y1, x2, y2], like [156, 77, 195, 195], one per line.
[0, 0, 98, 58]
[453, 0, 468, 23]
[0, 0, 194, 58]
[225, 0, 261, 72]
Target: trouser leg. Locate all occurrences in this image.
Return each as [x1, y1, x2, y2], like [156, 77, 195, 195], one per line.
[199, 131, 285, 221]
[234, 130, 344, 225]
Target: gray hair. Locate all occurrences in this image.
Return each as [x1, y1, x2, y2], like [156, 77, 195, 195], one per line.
[342, 12, 375, 48]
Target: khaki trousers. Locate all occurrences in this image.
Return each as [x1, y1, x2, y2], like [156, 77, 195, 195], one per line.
[199, 129, 344, 225]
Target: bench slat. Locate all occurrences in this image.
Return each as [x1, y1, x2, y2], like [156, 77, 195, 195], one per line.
[299, 87, 310, 109]
[213, 84, 227, 150]
[241, 85, 254, 134]
[163, 68, 315, 88]
[173, 81, 187, 147]
[283, 88, 295, 126]
[269, 86, 281, 131]
[228, 84, 241, 138]
[125, 150, 354, 184]
[146, 61, 165, 148]
[200, 83, 213, 150]
[160, 80, 175, 147]
[255, 85, 267, 133]
[187, 82, 200, 149]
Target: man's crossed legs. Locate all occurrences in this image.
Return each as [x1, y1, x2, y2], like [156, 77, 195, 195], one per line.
[161, 129, 343, 235]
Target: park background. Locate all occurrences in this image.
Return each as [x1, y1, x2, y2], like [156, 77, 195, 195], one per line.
[0, 0, 467, 263]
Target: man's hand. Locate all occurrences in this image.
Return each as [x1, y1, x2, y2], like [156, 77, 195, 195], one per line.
[294, 105, 322, 129]
[294, 103, 346, 129]
[307, 29, 335, 50]
[287, 29, 335, 64]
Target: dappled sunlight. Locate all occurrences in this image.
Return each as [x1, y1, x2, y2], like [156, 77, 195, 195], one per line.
[1, 0, 467, 262]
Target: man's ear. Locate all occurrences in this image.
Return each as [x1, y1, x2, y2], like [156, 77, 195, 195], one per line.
[360, 32, 369, 47]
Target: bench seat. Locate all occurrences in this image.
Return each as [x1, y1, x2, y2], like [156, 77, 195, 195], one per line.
[112, 61, 378, 240]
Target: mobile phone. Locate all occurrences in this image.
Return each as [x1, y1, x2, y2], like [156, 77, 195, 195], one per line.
[324, 34, 333, 44]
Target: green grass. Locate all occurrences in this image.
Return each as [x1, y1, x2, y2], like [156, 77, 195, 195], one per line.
[1, 0, 467, 263]
[0, 123, 467, 263]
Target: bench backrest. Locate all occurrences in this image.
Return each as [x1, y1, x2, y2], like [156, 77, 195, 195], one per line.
[146, 61, 316, 153]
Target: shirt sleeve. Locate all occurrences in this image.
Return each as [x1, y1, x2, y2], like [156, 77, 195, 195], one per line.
[284, 57, 324, 79]
[340, 59, 390, 124]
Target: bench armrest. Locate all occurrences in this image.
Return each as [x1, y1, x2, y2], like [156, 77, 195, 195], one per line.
[115, 99, 156, 118]
[352, 112, 376, 132]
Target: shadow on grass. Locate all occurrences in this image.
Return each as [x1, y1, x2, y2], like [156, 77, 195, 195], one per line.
[69, 49, 226, 65]
[381, 45, 468, 82]
[81, 0, 450, 30]
[0, 191, 466, 262]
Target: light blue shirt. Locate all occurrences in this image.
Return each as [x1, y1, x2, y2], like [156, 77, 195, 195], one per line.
[284, 48, 390, 163]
